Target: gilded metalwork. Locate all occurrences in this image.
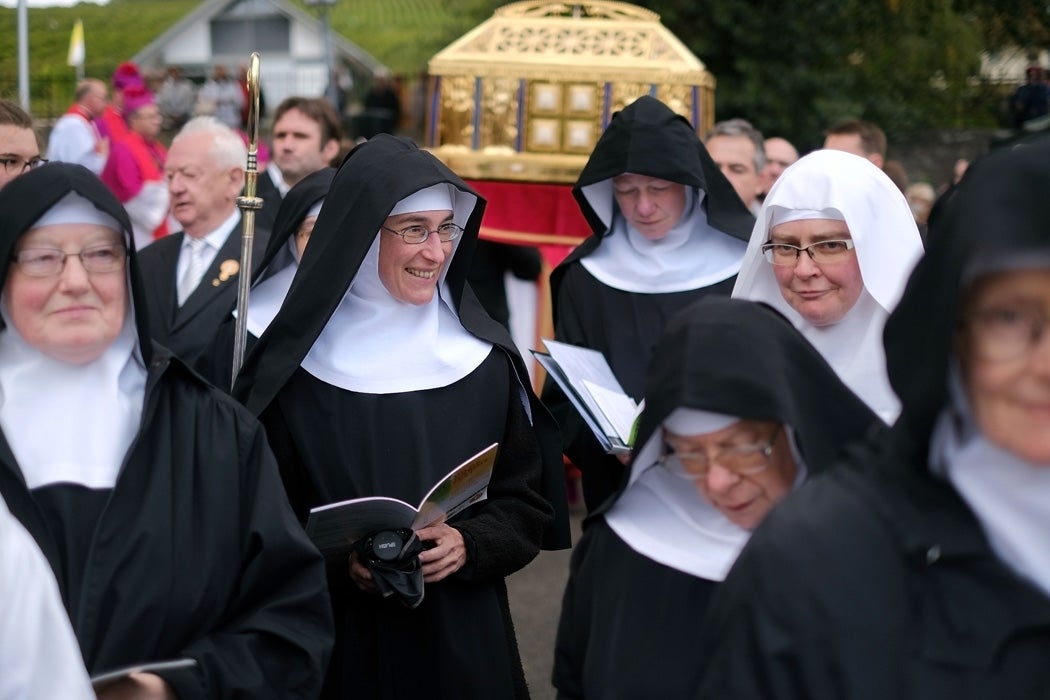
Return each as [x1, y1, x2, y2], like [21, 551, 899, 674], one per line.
[480, 77, 520, 151]
[428, 1, 716, 183]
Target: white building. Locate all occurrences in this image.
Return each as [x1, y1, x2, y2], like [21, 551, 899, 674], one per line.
[133, 0, 384, 112]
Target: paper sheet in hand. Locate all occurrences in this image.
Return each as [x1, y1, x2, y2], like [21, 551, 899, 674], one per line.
[582, 380, 643, 444]
[91, 659, 197, 690]
[532, 339, 633, 455]
[306, 442, 498, 556]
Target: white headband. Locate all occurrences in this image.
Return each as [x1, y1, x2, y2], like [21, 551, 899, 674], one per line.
[31, 192, 122, 233]
[306, 199, 324, 219]
[389, 183, 454, 216]
[663, 408, 738, 436]
[768, 206, 846, 230]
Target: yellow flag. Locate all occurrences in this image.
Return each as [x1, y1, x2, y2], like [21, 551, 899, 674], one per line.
[67, 19, 85, 68]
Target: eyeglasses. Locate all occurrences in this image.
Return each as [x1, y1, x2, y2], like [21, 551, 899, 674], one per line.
[659, 425, 781, 481]
[381, 222, 463, 245]
[761, 239, 856, 265]
[967, 305, 1050, 362]
[11, 244, 127, 277]
[0, 156, 48, 175]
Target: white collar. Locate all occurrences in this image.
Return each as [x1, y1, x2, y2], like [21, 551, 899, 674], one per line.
[0, 309, 146, 490]
[244, 238, 298, 338]
[186, 208, 240, 251]
[578, 184, 746, 293]
[931, 371, 1050, 599]
[267, 161, 291, 197]
[606, 426, 806, 580]
[301, 234, 492, 394]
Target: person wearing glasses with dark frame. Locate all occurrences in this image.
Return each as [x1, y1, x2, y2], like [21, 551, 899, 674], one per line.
[698, 132, 1050, 700]
[0, 163, 333, 698]
[0, 99, 45, 192]
[733, 148, 924, 423]
[553, 297, 877, 699]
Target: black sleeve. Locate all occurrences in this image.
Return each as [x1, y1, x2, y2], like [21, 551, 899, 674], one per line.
[158, 418, 333, 699]
[550, 527, 595, 699]
[498, 243, 543, 281]
[451, 386, 554, 582]
[542, 268, 627, 511]
[698, 477, 907, 700]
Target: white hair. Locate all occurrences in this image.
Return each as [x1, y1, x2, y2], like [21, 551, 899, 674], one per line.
[172, 116, 247, 170]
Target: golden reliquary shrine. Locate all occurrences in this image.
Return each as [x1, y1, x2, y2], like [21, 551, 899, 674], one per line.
[426, 0, 717, 389]
[427, 0, 715, 185]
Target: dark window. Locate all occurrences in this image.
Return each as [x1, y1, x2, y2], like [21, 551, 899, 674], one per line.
[210, 16, 290, 55]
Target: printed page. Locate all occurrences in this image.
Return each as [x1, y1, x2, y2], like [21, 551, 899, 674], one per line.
[91, 659, 198, 691]
[582, 379, 638, 444]
[414, 442, 498, 529]
[533, 351, 614, 453]
[306, 496, 418, 556]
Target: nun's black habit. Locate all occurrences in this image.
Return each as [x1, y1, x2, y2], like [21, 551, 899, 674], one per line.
[233, 135, 571, 699]
[699, 135, 1050, 698]
[0, 164, 332, 698]
[552, 297, 877, 699]
[544, 96, 755, 511]
[196, 166, 336, 387]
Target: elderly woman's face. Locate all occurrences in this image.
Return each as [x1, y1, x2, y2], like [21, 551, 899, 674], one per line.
[770, 218, 864, 326]
[612, 174, 687, 240]
[4, 223, 127, 364]
[962, 268, 1050, 463]
[663, 419, 798, 530]
[378, 209, 453, 305]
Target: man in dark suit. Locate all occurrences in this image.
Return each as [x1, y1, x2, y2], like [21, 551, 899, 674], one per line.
[256, 97, 342, 232]
[138, 116, 269, 366]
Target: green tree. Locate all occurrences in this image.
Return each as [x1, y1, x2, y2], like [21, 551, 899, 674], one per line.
[645, 0, 1001, 147]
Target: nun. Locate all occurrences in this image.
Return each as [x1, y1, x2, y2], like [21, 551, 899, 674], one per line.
[232, 135, 571, 699]
[545, 96, 755, 511]
[0, 163, 332, 698]
[700, 136, 1050, 698]
[552, 297, 877, 698]
[1, 493, 93, 699]
[197, 166, 335, 387]
[732, 148, 925, 423]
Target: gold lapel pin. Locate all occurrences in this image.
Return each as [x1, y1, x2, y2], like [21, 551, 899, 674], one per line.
[214, 259, 240, 285]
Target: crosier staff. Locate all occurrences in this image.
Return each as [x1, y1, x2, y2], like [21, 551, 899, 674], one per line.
[231, 52, 262, 389]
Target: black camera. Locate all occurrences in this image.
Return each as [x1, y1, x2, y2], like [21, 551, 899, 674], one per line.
[363, 528, 415, 565]
[355, 528, 426, 608]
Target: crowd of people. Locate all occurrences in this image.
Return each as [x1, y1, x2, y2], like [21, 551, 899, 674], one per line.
[1, 57, 1049, 699]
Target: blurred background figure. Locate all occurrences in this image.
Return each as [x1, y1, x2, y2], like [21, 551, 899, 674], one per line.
[101, 84, 168, 250]
[759, 136, 798, 202]
[0, 100, 43, 192]
[823, 118, 886, 168]
[1009, 65, 1050, 130]
[197, 65, 245, 130]
[906, 181, 936, 227]
[360, 69, 402, 138]
[47, 78, 109, 175]
[156, 66, 197, 133]
[705, 118, 766, 215]
[466, 240, 542, 332]
[99, 61, 143, 150]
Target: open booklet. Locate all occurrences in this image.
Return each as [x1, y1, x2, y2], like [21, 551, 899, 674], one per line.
[91, 659, 197, 691]
[532, 339, 644, 456]
[306, 442, 499, 556]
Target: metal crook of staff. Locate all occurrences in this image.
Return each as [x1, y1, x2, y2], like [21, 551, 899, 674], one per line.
[231, 52, 262, 389]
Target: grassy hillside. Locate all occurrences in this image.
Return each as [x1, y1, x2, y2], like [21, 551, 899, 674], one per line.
[0, 0, 501, 111]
